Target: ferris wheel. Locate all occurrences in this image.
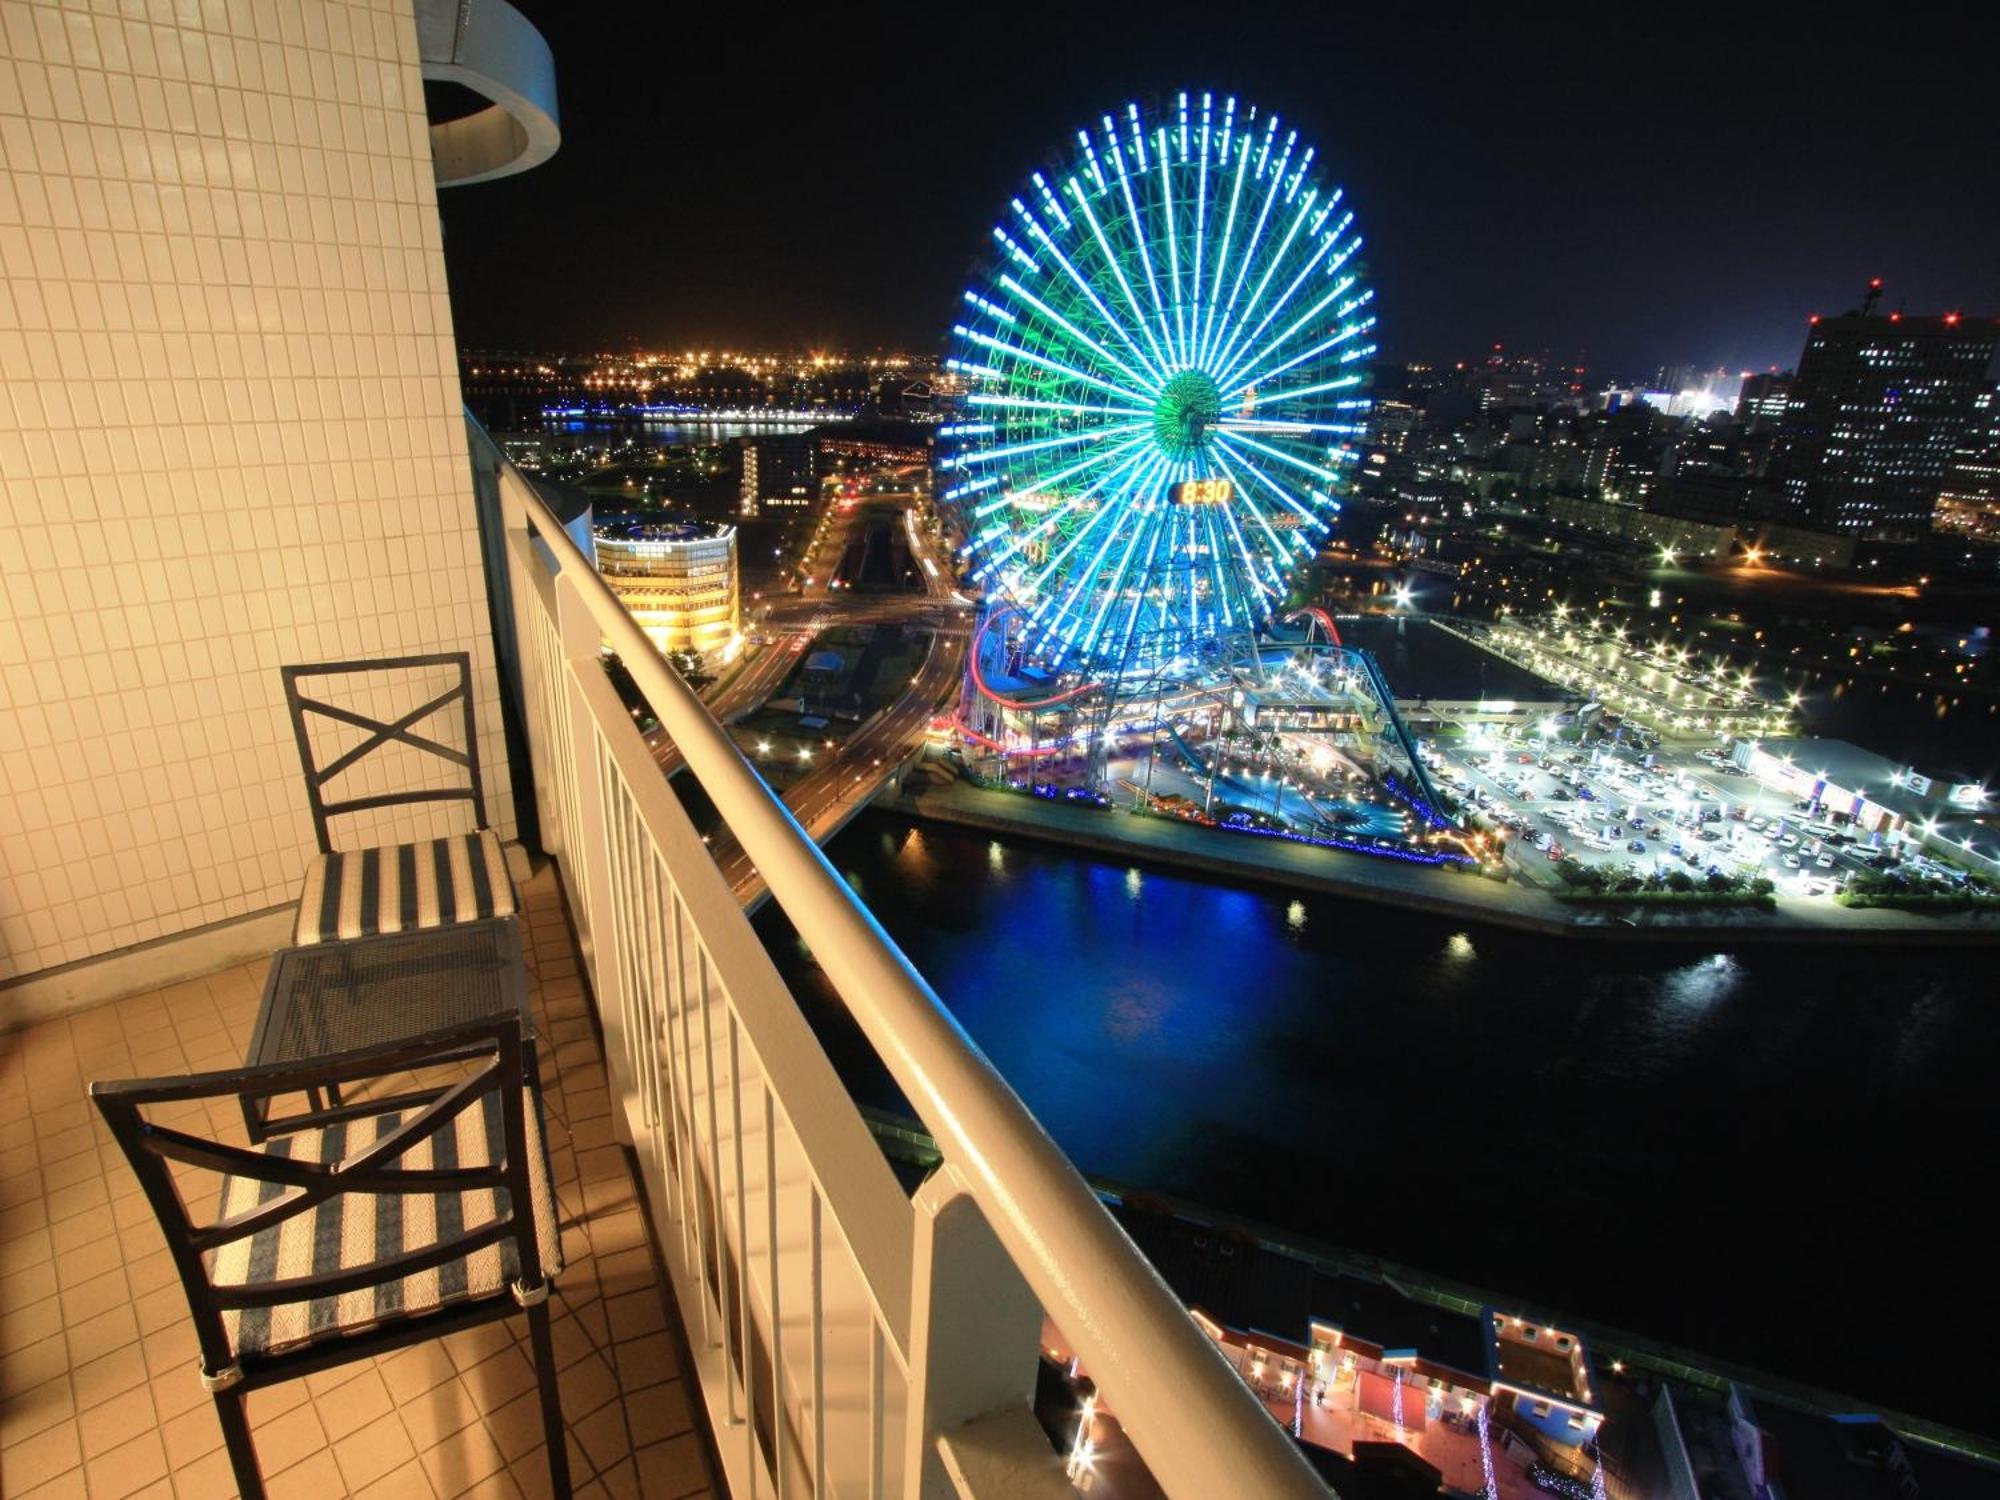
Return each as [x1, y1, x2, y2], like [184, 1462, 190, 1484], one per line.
[941, 92, 1377, 689]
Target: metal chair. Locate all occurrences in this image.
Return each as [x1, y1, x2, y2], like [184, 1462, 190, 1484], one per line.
[91, 1018, 571, 1499]
[281, 652, 517, 947]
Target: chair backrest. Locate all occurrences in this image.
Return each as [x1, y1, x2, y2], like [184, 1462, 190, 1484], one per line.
[91, 1018, 546, 1383]
[281, 653, 487, 853]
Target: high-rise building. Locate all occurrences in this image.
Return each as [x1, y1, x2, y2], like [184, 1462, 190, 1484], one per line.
[1935, 386, 2000, 537]
[1768, 307, 2000, 538]
[1735, 372, 1793, 433]
[738, 433, 817, 514]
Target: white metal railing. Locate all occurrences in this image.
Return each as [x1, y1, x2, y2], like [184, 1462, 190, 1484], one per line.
[493, 455, 1333, 1500]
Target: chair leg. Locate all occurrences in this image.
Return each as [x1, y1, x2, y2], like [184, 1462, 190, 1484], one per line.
[240, 1094, 266, 1146]
[214, 1386, 265, 1500]
[525, 1297, 572, 1497]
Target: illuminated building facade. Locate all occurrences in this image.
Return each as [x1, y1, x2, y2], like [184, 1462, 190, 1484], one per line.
[1734, 371, 1792, 434]
[593, 519, 740, 654]
[1769, 311, 1999, 539]
[1935, 386, 2000, 538]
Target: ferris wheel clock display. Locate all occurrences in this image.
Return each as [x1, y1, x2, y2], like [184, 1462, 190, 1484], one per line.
[941, 92, 1377, 686]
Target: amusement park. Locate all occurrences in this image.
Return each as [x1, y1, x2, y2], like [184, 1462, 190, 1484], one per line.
[936, 95, 1468, 867]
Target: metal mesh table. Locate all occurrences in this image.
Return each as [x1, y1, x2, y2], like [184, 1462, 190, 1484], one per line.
[244, 918, 533, 1138]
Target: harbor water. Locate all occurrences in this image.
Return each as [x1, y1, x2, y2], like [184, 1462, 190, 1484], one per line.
[758, 813, 1999, 1438]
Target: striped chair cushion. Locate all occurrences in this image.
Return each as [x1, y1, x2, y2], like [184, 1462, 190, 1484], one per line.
[211, 1088, 561, 1359]
[294, 829, 515, 946]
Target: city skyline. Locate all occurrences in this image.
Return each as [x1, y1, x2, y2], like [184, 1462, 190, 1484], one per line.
[436, 4, 1999, 379]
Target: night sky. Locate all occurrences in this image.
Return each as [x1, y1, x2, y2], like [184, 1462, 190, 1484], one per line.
[438, 5, 1999, 381]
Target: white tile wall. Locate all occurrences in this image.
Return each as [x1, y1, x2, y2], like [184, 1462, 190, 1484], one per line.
[0, 0, 515, 981]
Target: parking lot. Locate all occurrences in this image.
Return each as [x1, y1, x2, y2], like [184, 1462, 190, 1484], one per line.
[1427, 738, 1914, 901]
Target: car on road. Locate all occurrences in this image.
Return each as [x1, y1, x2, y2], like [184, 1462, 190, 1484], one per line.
[1628, 840, 1646, 853]
[1577, 786, 1595, 801]
[1783, 853, 1802, 868]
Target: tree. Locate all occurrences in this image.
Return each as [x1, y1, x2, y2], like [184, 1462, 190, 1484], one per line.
[1555, 857, 1604, 891]
[667, 649, 716, 693]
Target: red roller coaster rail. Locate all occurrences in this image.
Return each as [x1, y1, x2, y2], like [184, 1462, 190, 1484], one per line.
[968, 606, 1101, 708]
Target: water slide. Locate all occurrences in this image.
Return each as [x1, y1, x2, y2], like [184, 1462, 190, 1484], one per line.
[1162, 721, 1210, 777]
[1349, 647, 1452, 826]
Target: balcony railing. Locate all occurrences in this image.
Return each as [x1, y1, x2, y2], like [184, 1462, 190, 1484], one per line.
[489, 449, 1333, 1498]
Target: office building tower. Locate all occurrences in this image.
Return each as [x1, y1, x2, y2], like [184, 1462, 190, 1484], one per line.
[1769, 306, 1999, 538]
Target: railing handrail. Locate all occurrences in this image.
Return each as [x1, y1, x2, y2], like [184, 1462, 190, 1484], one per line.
[503, 468, 1331, 1496]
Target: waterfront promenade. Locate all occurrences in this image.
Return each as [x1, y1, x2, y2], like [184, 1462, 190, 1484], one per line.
[890, 780, 2000, 945]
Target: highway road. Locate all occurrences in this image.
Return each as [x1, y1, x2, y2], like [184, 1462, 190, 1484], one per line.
[717, 481, 968, 902]
[718, 618, 967, 904]
[633, 467, 972, 905]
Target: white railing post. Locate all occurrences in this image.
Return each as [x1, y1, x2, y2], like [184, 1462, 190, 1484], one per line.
[494, 458, 564, 859]
[553, 568, 633, 1143]
[902, 1171, 1067, 1500]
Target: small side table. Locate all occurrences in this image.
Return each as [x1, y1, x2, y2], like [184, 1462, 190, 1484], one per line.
[243, 918, 533, 1140]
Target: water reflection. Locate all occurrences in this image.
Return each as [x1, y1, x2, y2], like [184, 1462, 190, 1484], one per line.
[761, 814, 2000, 1434]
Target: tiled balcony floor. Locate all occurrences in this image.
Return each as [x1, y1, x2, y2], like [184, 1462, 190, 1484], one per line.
[0, 868, 719, 1500]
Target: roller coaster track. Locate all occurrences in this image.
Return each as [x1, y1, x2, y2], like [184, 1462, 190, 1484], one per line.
[1281, 607, 1449, 825]
[1348, 647, 1452, 826]
[1162, 721, 1209, 777]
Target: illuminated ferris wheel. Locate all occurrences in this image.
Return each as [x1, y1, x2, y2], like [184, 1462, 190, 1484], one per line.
[940, 92, 1377, 686]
